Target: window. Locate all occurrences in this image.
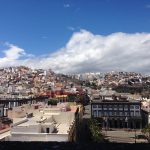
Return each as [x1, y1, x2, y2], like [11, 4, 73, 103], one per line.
[93, 105, 97, 109]
[119, 112, 123, 116]
[103, 105, 107, 110]
[98, 105, 102, 110]
[119, 105, 123, 108]
[116, 112, 119, 116]
[124, 105, 128, 110]
[114, 111, 117, 116]
[135, 111, 140, 116]
[104, 111, 108, 116]
[98, 105, 102, 108]
[119, 105, 123, 110]
[130, 105, 134, 109]
[130, 111, 134, 116]
[125, 112, 129, 116]
[135, 105, 140, 109]
[98, 110, 102, 117]
[103, 105, 107, 108]
[109, 111, 112, 116]
[93, 110, 97, 117]
[114, 105, 117, 110]
[108, 105, 112, 110]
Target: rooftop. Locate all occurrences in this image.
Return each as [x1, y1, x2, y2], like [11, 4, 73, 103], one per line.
[5, 102, 80, 141]
[92, 98, 140, 103]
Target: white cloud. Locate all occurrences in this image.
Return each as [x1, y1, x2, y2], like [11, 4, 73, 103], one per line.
[1, 30, 150, 74]
[146, 4, 150, 8]
[41, 36, 48, 39]
[0, 43, 25, 67]
[3, 43, 25, 60]
[64, 4, 70, 8]
[67, 26, 75, 31]
[0, 43, 33, 67]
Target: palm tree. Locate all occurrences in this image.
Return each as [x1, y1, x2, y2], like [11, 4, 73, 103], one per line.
[142, 124, 150, 143]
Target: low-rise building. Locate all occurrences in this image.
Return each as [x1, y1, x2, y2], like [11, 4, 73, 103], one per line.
[0, 104, 12, 141]
[4, 102, 81, 142]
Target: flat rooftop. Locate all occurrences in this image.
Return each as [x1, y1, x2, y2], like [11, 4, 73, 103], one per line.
[17, 120, 40, 127]
[57, 124, 69, 134]
[92, 99, 140, 103]
[13, 117, 28, 126]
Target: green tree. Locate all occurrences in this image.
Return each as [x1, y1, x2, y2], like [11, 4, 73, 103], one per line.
[88, 119, 105, 142]
[142, 124, 150, 143]
[48, 99, 57, 105]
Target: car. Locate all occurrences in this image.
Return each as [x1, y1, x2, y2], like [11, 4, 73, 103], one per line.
[136, 134, 147, 139]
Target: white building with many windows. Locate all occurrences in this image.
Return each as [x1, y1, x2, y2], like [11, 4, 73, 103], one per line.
[91, 95, 142, 129]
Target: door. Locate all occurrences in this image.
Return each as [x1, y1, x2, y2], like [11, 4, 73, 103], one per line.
[46, 128, 49, 133]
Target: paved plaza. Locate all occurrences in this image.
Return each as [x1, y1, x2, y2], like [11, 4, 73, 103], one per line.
[103, 129, 147, 143]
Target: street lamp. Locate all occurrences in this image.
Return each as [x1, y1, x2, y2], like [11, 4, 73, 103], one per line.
[103, 117, 107, 136]
[125, 117, 128, 129]
[134, 121, 136, 143]
[105, 117, 108, 132]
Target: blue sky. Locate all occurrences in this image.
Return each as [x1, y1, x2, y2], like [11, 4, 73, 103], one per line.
[0, 0, 150, 73]
[0, 0, 150, 55]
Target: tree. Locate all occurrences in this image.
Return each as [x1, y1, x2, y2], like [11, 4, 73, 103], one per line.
[91, 82, 97, 89]
[68, 94, 76, 102]
[142, 124, 150, 143]
[48, 99, 57, 105]
[88, 119, 105, 142]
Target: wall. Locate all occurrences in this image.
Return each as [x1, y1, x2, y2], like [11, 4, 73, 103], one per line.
[53, 112, 74, 125]
[0, 107, 3, 117]
[44, 116, 53, 123]
[43, 109, 60, 114]
[148, 114, 150, 124]
[11, 124, 41, 133]
[8, 109, 26, 119]
[9, 133, 68, 141]
[12, 118, 28, 126]
[41, 123, 54, 133]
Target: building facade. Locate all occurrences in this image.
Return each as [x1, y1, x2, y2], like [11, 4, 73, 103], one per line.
[91, 97, 142, 129]
[141, 109, 150, 128]
[0, 105, 4, 117]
